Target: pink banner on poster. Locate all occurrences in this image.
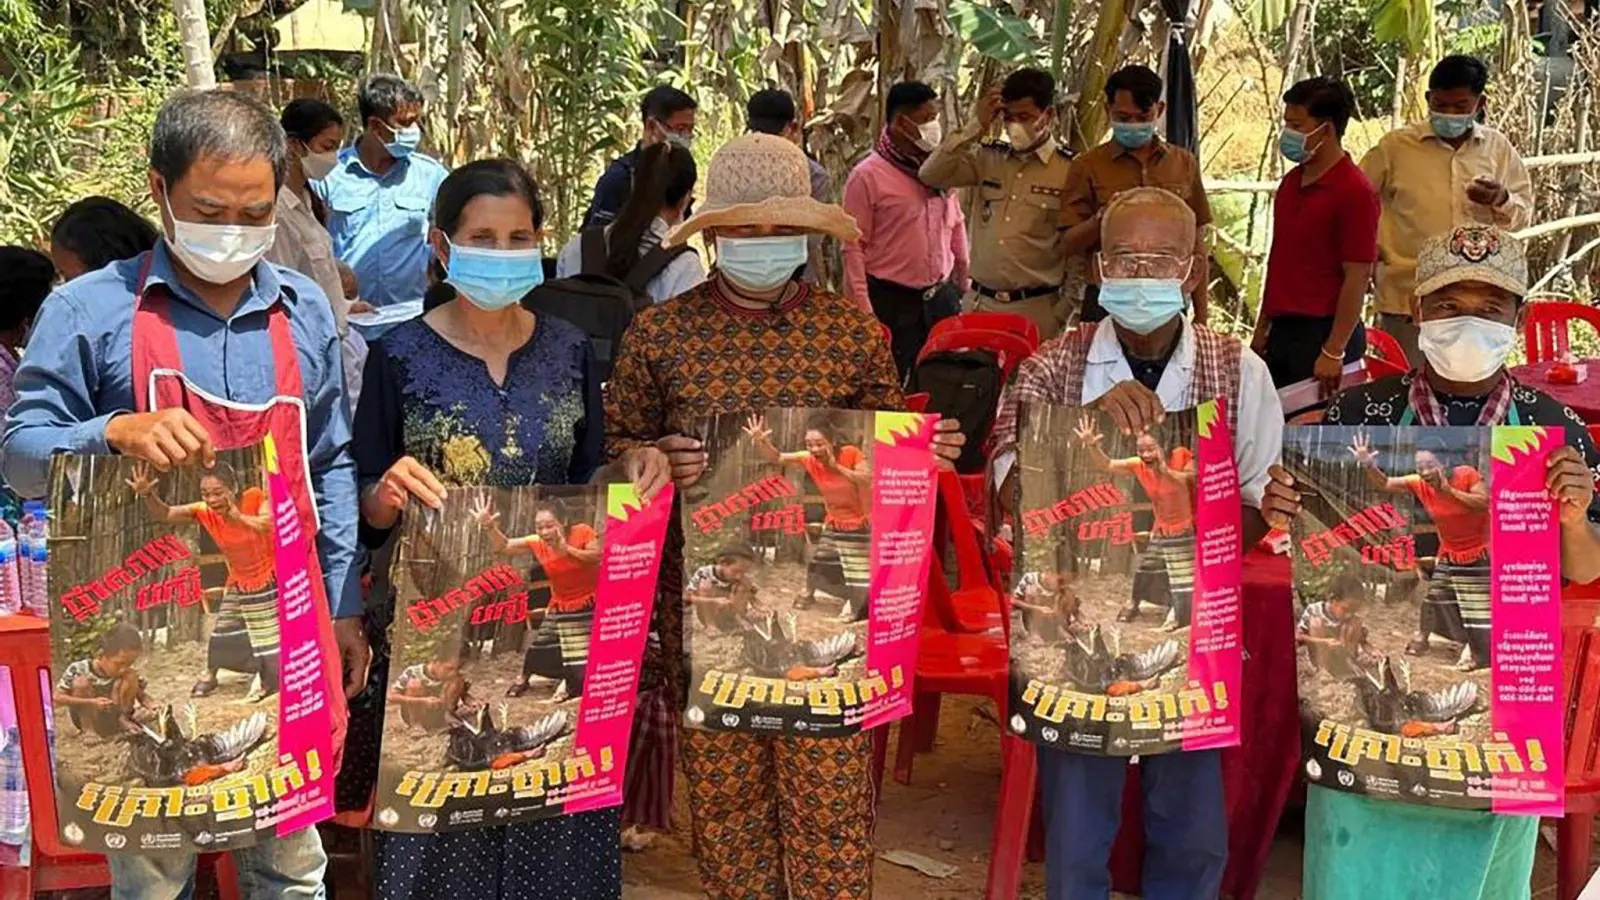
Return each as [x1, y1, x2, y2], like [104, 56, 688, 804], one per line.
[1488, 426, 1564, 816]
[860, 413, 940, 730]
[264, 435, 335, 836]
[564, 484, 674, 815]
[1185, 399, 1243, 751]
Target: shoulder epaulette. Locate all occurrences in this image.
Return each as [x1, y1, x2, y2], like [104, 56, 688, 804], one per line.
[981, 140, 1010, 151]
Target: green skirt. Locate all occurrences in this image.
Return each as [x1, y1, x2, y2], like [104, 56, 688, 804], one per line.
[1304, 785, 1538, 900]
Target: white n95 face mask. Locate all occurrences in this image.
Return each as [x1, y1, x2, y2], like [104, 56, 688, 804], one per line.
[1417, 316, 1516, 383]
[163, 193, 276, 285]
[916, 118, 944, 151]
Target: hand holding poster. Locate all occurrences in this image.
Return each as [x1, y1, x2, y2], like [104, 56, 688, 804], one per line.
[374, 483, 671, 832]
[1285, 425, 1563, 814]
[1007, 400, 1243, 755]
[48, 444, 331, 853]
[682, 408, 940, 737]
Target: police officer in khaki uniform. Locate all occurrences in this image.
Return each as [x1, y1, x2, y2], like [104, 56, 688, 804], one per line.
[920, 67, 1074, 340]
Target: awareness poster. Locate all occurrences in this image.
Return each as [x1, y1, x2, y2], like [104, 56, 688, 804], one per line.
[682, 408, 940, 737]
[1008, 400, 1243, 756]
[374, 483, 671, 832]
[47, 441, 333, 854]
[1286, 426, 1563, 814]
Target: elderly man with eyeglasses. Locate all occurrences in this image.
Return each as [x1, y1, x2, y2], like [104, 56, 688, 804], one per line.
[990, 186, 1301, 899]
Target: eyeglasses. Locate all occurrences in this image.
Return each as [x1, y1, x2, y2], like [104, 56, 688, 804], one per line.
[1096, 252, 1193, 280]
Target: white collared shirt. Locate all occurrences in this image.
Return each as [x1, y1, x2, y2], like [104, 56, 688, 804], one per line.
[992, 318, 1282, 507]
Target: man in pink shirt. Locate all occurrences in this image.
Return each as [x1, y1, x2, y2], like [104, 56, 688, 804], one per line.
[843, 81, 971, 380]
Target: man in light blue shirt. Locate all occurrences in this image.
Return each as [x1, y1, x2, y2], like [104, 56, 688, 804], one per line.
[3, 89, 362, 898]
[313, 73, 447, 332]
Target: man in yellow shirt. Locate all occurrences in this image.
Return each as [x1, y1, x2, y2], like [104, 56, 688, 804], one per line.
[1361, 54, 1532, 366]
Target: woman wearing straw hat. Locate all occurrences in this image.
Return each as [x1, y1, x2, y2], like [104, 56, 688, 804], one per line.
[605, 132, 966, 898]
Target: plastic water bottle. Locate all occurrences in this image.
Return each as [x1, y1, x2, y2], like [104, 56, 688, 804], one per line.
[0, 521, 20, 616]
[21, 504, 47, 617]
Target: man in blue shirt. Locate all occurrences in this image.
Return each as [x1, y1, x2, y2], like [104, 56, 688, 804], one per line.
[314, 73, 448, 331]
[3, 89, 363, 897]
[582, 84, 698, 229]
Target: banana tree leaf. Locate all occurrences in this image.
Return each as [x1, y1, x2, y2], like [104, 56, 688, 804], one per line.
[947, 0, 1044, 63]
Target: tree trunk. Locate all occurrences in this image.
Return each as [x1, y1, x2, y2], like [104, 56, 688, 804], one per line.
[1282, 0, 1318, 84]
[174, 0, 217, 89]
[1048, 0, 1072, 87]
[1390, 55, 1407, 132]
[1073, 0, 1138, 151]
[446, 0, 468, 160]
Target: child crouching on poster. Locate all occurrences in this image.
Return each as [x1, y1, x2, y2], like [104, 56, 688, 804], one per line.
[1305, 226, 1600, 900]
[989, 186, 1303, 898]
[1011, 567, 1084, 644]
[56, 622, 157, 737]
[1295, 571, 1372, 678]
[687, 544, 762, 632]
[389, 635, 474, 732]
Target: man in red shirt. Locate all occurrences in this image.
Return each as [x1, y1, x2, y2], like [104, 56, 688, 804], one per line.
[1252, 76, 1380, 393]
[1352, 432, 1491, 670]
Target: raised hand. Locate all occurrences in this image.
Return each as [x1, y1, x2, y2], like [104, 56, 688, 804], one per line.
[1073, 414, 1104, 447]
[742, 414, 772, 445]
[470, 495, 500, 531]
[125, 462, 159, 497]
[1348, 430, 1378, 466]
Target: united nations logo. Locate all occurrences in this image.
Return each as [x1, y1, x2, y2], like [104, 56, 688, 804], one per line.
[377, 808, 400, 828]
[1040, 727, 1059, 743]
[720, 713, 740, 729]
[1009, 715, 1027, 734]
[418, 814, 438, 829]
[686, 707, 706, 726]
[105, 833, 127, 850]
[1449, 225, 1499, 263]
[1337, 770, 1356, 788]
[62, 823, 84, 846]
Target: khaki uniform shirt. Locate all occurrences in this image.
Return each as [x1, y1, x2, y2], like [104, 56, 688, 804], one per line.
[920, 123, 1074, 291]
[1360, 121, 1532, 316]
[1059, 137, 1213, 250]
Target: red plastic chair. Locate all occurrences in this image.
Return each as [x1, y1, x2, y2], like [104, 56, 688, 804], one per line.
[879, 471, 1041, 899]
[0, 615, 241, 897]
[1558, 579, 1600, 899]
[930, 311, 1041, 351]
[1525, 301, 1600, 364]
[1365, 327, 1410, 370]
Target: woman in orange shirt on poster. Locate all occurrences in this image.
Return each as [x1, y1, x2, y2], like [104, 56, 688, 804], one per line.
[743, 413, 873, 622]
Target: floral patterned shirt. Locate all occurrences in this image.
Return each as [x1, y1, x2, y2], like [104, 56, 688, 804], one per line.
[352, 314, 602, 548]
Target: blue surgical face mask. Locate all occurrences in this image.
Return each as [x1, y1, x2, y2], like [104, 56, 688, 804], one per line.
[445, 242, 545, 311]
[1278, 124, 1323, 164]
[1429, 112, 1476, 140]
[1097, 277, 1187, 334]
[384, 121, 423, 158]
[716, 235, 809, 294]
[1111, 122, 1156, 150]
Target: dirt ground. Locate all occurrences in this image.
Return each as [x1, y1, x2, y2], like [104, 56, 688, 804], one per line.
[616, 693, 1569, 900]
[1293, 515, 1491, 743]
[1012, 570, 1187, 697]
[687, 564, 868, 681]
[377, 647, 580, 775]
[52, 640, 278, 788]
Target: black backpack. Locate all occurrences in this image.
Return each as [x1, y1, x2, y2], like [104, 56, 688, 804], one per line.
[523, 228, 694, 383]
[907, 347, 1005, 475]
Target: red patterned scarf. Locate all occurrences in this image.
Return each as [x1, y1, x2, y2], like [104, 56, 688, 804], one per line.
[1406, 367, 1515, 426]
[874, 128, 936, 190]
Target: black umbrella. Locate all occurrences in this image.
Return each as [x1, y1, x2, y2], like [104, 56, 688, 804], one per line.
[1160, 0, 1200, 156]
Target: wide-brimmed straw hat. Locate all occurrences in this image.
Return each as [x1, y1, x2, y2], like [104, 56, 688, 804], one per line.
[1414, 225, 1527, 298]
[666, 133, 860, 247]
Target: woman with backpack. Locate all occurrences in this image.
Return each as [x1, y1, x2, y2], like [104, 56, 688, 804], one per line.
[555, 142, 704, 304]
